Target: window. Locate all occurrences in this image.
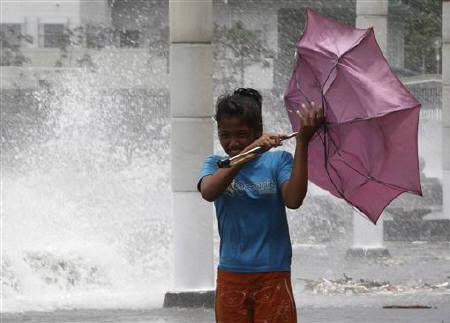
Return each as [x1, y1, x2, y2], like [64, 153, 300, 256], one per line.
[0, 24, 22, 47]
[120, 30, 139, 48]
[43, 24, 67, 48]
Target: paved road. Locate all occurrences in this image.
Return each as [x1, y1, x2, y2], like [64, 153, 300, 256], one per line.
[3, 301, 450, 323]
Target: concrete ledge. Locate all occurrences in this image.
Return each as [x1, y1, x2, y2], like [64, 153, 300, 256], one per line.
[345, 248, 391, 258]
[356, 0, 388, 16]
[163, 290, 215, 308]
[384, 218, 450, 242]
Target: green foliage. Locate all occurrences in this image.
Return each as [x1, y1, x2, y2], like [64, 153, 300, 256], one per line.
[1, 89, 52, 173]
[53, 23, 167, 69]
[0, 27, 32, 66]
[215, 21, 269, 60]
[0, 47, 30, 66]
[85, 24, 117, 49]
[214, 21, 274, 90]
[403, 0, 442, 73]
[104, 90, 168, 166]
[54, 25, 96, 69]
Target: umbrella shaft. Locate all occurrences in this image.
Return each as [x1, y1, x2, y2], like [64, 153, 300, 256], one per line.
[217, 132, 298, 168]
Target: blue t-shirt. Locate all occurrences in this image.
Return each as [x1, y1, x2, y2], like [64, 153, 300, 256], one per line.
[197, 150, 293, 273]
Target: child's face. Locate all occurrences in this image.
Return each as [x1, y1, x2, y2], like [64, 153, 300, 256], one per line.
[218, 116, 260, 157]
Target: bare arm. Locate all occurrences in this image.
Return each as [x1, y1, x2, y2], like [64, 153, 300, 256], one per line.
[199, 167, 240, 202]
[199, 134, 282, 202]
[281, 138, 309, 209]
[281, 101, 324, 209]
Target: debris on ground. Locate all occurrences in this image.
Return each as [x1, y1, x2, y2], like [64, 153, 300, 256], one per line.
[298, 274, 450, 295]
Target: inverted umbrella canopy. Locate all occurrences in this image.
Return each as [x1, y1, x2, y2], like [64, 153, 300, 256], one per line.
[284, 9, 422, 224]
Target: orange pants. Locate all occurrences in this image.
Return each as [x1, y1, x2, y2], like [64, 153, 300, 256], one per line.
[215, 269, 297, 323]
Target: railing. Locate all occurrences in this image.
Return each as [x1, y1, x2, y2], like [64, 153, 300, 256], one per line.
[409, 87, 442, 110]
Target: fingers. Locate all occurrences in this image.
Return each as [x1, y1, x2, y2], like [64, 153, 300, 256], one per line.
[297, 101, 324, 127]
[256, 133, 283, 149]
[296, 101, 325, 143]
[266, 134, 282, 148]
[269, 134, 283, 146]
[312, 101, 324, 123]
[296, 103, 311, 128]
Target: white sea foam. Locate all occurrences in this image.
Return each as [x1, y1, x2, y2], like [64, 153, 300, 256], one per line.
[2, 70, 172, 313]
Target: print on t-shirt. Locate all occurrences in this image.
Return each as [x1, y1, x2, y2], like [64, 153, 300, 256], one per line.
[225, 179, 276, 197]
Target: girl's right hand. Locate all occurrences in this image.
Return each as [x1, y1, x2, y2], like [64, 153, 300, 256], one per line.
[296, 101, 324, 143]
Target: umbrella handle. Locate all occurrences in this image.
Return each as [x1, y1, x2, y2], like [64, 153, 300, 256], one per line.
[217, 132, 298, 168]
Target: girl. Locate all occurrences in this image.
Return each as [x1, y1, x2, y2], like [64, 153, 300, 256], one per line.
[197, 88, 323, 323]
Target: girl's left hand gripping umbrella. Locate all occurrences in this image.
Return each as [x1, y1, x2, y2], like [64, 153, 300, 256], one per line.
[217, 132, 298, 168]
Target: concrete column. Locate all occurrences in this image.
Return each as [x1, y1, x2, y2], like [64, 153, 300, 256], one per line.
[443, 0, 450, 220]
[356, 0, 389, 50]
[387, 18, 404, 70]
[80, 0, 112, 26]
[24, 17, 39, 48]
[347, 0, 390, 258]
[164, 0, 215, 308]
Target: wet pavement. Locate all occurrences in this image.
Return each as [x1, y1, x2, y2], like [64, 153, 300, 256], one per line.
[3, 240, 450, 322]
[293, 239, 450, 296]
[2, 304, 450, 323]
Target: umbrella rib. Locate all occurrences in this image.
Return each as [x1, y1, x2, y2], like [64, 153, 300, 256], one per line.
[294, 54, 321, 105]
[314, 103, 418, 201]
[324, 105, 420, 125]
[289, 11, 423, 223]
[320, 88, 420, 195]
[325, 130, 420, 194]
[318, 65, 417, 198]
[320, 132, 379, 223]
[321, 129, 413, 225]
[321, 108, 421, 195]
[338, 28, 372, 60]
[322, 139, 365, 214]
[319, 116, 346, 200]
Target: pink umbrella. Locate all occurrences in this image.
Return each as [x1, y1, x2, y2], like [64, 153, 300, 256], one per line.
[284, 9, 422, 224]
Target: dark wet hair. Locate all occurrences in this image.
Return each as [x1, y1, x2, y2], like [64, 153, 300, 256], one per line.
[215, 88, 263, 134]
